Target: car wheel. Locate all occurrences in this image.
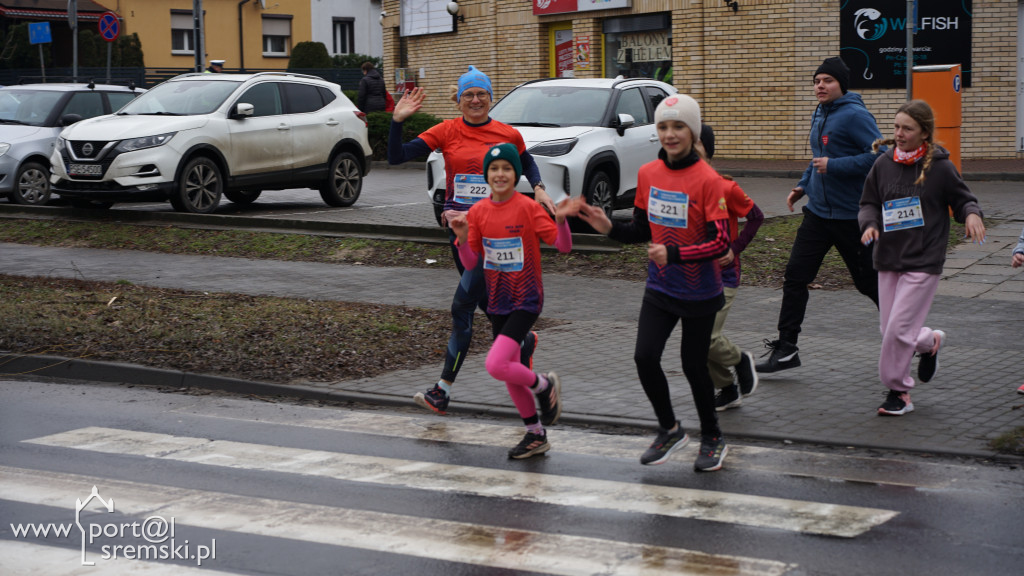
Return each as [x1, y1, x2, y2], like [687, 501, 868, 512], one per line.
[584, 169, 616, 219]
[171, 157, 222, 214]
[319, 152, 362, 207]
[11, 162, 51, 205]
[69, 199, 114, 210]
[224, 189, 262, 204]
[432, 188, 445, 227]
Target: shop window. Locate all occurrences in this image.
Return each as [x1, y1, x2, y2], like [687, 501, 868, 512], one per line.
[603, 14, 671, 79]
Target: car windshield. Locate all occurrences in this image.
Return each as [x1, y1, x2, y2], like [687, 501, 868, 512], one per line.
[0, 89, 64, 126]
[118, 79, 241, 116]
[491, 85, 612, 128]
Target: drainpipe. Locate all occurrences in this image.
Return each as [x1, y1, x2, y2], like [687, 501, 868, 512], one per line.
[238, 0, 250, 71]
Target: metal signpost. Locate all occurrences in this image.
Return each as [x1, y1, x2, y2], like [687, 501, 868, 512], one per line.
[68, 0, 78, 80]
[28, 22, 52, 81]
[98, 11, 120, 83]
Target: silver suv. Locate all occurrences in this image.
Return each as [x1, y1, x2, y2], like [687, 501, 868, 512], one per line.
[427, 76, 676, 224]
[51, 72, 371, 213]
[0, 83, 143, 205]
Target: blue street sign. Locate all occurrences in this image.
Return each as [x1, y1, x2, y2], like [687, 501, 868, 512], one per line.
[28, 22, 52, 45]
[99, 12, 120, 42]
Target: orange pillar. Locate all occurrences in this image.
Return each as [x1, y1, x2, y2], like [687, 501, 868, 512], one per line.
[912, 64, 962, 173]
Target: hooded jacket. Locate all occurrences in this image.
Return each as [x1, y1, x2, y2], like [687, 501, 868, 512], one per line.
[797, 91, 883, 220]
[357, 68, 388, 113]
[858, 144, 982, 274]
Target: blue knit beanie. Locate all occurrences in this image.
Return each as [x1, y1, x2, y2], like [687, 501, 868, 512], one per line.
[483, 143, 522, 182]
[457, 65, 492, 102]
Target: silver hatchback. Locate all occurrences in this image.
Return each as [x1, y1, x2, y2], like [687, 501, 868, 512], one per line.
[0, 83, 143, 205]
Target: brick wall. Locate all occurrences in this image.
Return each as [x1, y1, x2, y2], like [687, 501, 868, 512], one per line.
[382, 0, 1019, 159]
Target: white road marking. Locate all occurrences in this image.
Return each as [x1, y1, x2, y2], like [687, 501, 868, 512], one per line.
[174, 402, 973, 488]
[0, 540, 236, 575]
[1, 466, 794, 576]
[24, 427, 897, 538]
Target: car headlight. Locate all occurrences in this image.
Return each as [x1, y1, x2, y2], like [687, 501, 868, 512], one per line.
[529, 138, 577, 157]
[54, 137, 66, 153]
[0, 143, 10, 157]
[114, 132, 176, 153]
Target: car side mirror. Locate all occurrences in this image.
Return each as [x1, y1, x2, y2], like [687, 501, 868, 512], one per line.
[615, 113, 635, 136]
[231, 103, 254, 119]
[61, 113, 83, 126]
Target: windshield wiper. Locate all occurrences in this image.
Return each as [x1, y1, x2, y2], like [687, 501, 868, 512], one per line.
[0, 118, 29, 125]
[509, 122, 561, 127]
[136, 111, 182, 116]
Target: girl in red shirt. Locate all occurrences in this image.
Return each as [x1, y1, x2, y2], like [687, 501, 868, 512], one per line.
[450, 143, 576, 459]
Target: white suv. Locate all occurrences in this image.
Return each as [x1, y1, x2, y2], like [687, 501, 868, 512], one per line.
[427, 77, 676, 224]
[51, 72, 371, 213]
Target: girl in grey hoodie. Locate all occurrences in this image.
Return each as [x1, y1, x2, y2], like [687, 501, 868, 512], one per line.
[859, 99, 985, 416]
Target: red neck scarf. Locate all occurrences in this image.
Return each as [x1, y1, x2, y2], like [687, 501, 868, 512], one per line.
[894, 143, 927, 165]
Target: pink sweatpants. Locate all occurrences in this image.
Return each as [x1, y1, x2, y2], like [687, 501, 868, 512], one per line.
[485, 335, 538, 419]
[877, 270, 941, 392]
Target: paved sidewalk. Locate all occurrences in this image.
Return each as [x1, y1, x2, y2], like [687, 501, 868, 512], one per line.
[3, 161, 1022, 459]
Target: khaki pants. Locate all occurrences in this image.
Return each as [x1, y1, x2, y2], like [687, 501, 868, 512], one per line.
[707, 286, 741, 390]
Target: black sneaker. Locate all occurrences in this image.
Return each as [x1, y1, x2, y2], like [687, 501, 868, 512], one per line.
[520, 331, 538, 369]
[877, 390, 914, 416]
[917, 330, 945, 383]
[735, 351, 759, 396]
[755, 339, 801, 373]
[714, 384, 742, 411]
[694, 435, 728, 472]
[508, 431, 550, 459]
[640, 423, 689, 466]
[413, 384, 449, 415]
[536, 371, 561, 426]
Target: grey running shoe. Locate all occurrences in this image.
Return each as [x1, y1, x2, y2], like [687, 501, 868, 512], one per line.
[413, 384, 449, 415]
[714, 384, 742, 412]
[508, 432, 550, 459]
[694, 435, 728, 472]
[640, 423, 689, 466]
[537, 371, 561, 426]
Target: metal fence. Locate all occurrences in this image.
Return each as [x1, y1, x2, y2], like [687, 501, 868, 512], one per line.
[0, 67, 364, 90]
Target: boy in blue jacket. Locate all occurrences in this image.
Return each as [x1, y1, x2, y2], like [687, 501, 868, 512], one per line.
[757, 56, 883, 373]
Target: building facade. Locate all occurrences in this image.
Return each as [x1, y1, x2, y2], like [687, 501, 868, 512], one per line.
[310, 0, 382, 59]
[380, 0, 1020, 160]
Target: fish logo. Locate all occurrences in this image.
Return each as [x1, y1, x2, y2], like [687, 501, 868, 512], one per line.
[854, 8, 887, 41]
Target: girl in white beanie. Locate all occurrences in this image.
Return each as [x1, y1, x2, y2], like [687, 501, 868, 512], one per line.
[578, 94, 739, 472]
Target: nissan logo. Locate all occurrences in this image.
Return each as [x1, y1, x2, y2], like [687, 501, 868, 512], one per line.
[82, 143, 94, 156]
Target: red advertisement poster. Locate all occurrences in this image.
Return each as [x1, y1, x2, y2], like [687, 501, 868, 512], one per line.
[555, 30, 574, 77]
[534, 0, 578, 16]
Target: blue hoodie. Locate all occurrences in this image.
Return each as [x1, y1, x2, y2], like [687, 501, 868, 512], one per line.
[797, 91, 883, 220]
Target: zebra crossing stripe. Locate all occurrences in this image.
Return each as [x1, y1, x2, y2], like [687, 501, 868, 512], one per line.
[0, 540, 237, 576]
[24, 427, 898, 537]
[2, 466, 794, 576]
[178, 404, 971, 489]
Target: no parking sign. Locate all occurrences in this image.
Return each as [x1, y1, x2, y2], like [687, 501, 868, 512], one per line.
[98, 12, 120, 42]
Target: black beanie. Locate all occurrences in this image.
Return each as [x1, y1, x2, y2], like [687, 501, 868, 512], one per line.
[814, 57, 850, 94]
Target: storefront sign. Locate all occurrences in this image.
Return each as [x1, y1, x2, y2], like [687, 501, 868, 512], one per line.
[534, 0, 632, 16]
[840, 0, 972, 88]
[616, 31, 669, 63]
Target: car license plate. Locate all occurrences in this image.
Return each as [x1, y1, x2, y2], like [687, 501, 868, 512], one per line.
[68, 163, 102, 176]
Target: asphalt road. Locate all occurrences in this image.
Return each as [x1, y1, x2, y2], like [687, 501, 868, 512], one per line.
[1, 379, 1022, 575]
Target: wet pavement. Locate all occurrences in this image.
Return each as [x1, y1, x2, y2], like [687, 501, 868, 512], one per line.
[2, 160, 1022, 459]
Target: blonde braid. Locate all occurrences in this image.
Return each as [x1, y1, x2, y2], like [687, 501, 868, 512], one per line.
[872, 137, 895, 154]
